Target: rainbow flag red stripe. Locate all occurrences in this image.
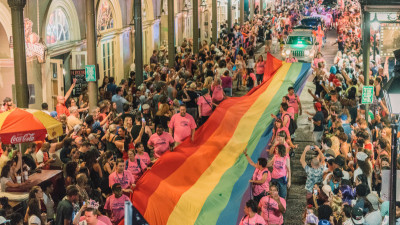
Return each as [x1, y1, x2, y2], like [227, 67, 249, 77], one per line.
[129, 54, 311, 225]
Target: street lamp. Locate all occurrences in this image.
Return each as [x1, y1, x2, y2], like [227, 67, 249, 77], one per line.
[371, 13, 380, 61]
[383, 48, 400, 225]
[200, 0, 209, 40]
[182, 3, 189, 17]
[200, 0, 208, 12]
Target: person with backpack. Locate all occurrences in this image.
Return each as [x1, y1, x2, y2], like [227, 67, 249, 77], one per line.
[280, 102, 297, 136]
[125, 149, 147, 181]
[243, 148, 271, 203]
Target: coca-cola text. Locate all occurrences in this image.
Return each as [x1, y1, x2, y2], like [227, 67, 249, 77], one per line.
[10, 133, 35, 144]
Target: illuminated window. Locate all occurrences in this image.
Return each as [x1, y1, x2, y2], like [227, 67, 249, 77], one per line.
[101, 39, 115, 77]
[46, 8, 70, 45]
[97, 0, 114, 31]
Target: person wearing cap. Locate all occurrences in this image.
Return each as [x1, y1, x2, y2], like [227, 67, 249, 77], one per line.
[308, 102, 324, 146]
[354, 151, 372, 190]
[351, 206, 367, 225]
[301, 145, 325, 196]
[364, 193, 382, 225]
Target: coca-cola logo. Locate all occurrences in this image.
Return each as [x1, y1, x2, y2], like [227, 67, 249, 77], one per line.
[10, 133, 35, 144]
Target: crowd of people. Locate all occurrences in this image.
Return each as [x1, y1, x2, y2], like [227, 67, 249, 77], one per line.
[0, 0, 399, 224]
[239, 1, 400, 225]
[0, 1, 288, 225]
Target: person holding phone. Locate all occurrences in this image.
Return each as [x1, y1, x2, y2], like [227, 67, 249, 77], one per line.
[300, 145, 325, 200]
[258, 182, 286, 225]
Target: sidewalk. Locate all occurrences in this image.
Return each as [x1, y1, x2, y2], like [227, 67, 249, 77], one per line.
[284, 29, 339, 224]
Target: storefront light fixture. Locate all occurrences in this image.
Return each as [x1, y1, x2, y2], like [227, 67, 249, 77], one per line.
[200, 0, 208, 12]
[371, 13, 380, 31]
[182, 3, 189, 17]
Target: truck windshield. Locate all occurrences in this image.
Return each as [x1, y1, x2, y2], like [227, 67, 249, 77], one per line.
[287, 36, 313, 45]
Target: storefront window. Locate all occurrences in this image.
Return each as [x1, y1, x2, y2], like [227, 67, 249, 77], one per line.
[97, 0, 114, 31]
[46, 8, 70, 45]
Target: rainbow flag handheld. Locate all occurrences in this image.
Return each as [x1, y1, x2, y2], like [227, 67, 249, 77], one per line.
[128, 54, 311, 225]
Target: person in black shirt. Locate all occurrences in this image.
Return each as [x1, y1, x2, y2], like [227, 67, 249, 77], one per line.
[309, 102, 324, 146]
[132, 115, 151, 155]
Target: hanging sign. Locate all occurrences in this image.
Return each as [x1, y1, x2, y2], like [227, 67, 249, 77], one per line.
[85, 65, 96, 82]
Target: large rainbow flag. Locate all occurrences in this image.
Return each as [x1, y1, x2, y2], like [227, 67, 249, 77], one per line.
[128, 54, 311, 225]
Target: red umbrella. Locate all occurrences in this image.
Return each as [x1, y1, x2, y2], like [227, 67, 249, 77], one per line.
[0, 108, 63, 144]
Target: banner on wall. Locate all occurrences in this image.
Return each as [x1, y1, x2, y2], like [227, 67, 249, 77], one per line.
[71, 69, 87, 98]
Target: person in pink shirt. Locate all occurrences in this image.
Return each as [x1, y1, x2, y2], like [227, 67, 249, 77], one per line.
[104, 183, 131, 224]
[211, 78, 225, 104]
[239, 199, 266, 225]
[255, 55, 266, 85]
[221, 70, 233, 97]
[270, 121, 297, 153]
[148, 125, 175, 158]
[79, 208, 108, 225]
[168, 105, 197, 145]
[281, 96, 294, 119]
[74, 201, 112, 225]
[197, 89, 214, 126]
[125, 149, 147, 181]
[134, 142, 151, 166]
[259, 183, 286, 225]
[108, 159, 135, 194]
[267, 144, 290, 199]
[286, 87, 302, 121]
[243, 148, 271, 203]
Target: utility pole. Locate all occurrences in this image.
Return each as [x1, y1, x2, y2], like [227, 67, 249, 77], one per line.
[362, 11, 370, 123]
[86, 0, 98, 111]
[260, 0, 263, 15]
[212, 0, 217, 43]
[134, 0, 143, 86]
[8, 0, 29, 108]
[239, 0, 244, 26]
[168, 0, 175, 68]
[193, 0, 199, 54]
[227, 0, 232, 31]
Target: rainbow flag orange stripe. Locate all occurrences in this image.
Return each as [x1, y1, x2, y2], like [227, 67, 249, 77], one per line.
[130, 55, 311, 225]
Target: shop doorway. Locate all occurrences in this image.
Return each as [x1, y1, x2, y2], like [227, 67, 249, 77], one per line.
[49, 59, 64, 108]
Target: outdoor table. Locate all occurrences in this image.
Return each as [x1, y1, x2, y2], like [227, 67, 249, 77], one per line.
[5, 169, 62, 192]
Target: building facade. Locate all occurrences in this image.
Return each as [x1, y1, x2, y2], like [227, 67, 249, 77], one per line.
[0, 0, 249, 110]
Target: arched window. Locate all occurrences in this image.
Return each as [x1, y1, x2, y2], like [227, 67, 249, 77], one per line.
[97, 0, 114, 31]
[46, 8, 70, 45]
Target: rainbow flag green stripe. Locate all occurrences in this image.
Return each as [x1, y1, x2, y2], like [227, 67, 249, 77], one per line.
[194, 63, 307, 225]
[130, 58, 311, 225]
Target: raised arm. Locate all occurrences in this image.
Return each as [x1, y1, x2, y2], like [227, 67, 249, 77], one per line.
[243, 148, 257, 168]
[64, 78, 77, 101]
[300, 146, 309, 168]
